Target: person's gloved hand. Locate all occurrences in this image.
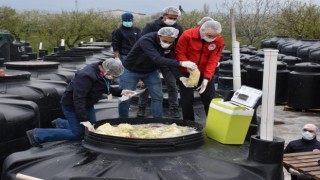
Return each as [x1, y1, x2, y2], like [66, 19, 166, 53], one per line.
[197, 79, 209, 94]
[288, 168, 300, 176]
[180, 61, 197, 70]
[121, 89, 136, 96]
[179, 77, 189, 87]
[80, 121, 95, 132]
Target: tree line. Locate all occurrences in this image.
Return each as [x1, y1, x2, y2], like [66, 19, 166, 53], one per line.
[0, 0, 319, 52]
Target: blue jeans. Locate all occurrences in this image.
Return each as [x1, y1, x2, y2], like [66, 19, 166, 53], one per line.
[138, 66, 179, 109]
[119, 69, 163, 118]
[34, 105, 96, 143]
[119, 55, 127, 64]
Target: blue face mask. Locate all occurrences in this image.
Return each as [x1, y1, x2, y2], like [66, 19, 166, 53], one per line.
[123, 21, 133, 28]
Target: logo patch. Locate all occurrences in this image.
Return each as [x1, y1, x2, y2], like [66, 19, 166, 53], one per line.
[208, 44, 216, 51]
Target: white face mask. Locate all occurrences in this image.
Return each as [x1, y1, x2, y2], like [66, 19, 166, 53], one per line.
[302, 131, 314, 140]
[202, 36, 216, 42]
[160, 41, 172, 49]
[164, 19, 176, 26]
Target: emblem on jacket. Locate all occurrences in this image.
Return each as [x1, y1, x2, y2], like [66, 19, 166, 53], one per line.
[208, 44, 216, 51]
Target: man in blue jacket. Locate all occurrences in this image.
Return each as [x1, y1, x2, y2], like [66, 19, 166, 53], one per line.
[118, 27, 197, 118]
[137, 6, 184, 118]
[112, 12, 141, 63]
[26, 58, 135, 147]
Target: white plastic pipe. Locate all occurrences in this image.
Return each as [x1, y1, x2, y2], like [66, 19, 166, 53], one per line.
[16, 173, 43, 180]
[260, 49, 279, 141]
[90, 38, 93, 42]
[60, 39, 65, 46]
[232, 41, 241, 91]
[39, 42, 42, 50]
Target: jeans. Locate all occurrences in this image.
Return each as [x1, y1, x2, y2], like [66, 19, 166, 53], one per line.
[178, 78, 215, 121]
[138, 66, 178, 109]
[119, 55, 127, 64]
[119, 69, 163, 118]
[34, 105, 96, 143]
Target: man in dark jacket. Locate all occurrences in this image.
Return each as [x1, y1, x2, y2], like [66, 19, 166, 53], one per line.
[112, 12, 141, 63]
[26, 59, 135, 147]
[118, 27, 197, 118]
[137, 6, 183, 118]
[284, 123, 320, 180]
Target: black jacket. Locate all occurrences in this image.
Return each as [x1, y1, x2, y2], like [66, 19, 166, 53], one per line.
[60, 62, 122, 122]
[123, 32, 182, 78]
[284, 138, 320, 153]
[112, 26, 141, 55]
[141, 17, 184, 39]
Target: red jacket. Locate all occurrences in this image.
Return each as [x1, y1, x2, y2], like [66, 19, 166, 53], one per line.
[175, 26, 224, 80]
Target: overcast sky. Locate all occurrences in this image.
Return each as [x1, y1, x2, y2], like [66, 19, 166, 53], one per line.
[0, 0, 226, 15]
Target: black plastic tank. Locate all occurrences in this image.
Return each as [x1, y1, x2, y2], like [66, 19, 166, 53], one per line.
[217, 60, 247, 90]
[4, 61, 75, 83]
[10, 37, 25, 61]
[281, 56, 302, 71]
[1, 118, 284, 180]
[220, 49, 232, 62]
[38, 49, 48, 59]
[261, 36, 293, 49]
[296, 41, 320, 62]
[0, 69, 67, 127]
[244, 56, 264, 89]
[280, 39, 317, 57]
[287, 62, 320, 109]
[240, 54, 254, 67]
[0, 97, 39, 172]
[79, 41, 112, 49]
[43, 54, 87, 70]
[0, 31, 14, 63]
[309, 48, 320, 64]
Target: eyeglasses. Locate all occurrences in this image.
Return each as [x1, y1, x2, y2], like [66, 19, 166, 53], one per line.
[303, 129, 315, 133]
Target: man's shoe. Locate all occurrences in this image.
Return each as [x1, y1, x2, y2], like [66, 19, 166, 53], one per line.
[137, 107, 146, 117]
[51, 119, 57, 128]
[26, 130, 42, 148]
[169, 108, 181, 119]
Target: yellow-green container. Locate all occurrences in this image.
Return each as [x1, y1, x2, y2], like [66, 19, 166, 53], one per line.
[205, 98, 254, 144]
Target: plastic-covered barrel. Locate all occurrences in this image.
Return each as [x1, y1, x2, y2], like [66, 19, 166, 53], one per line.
[297, 42, 320, 62]
[10, 37, 25, 61]
[217, 60, 247, 90]
[220, 49, 232, 62]
[281, 56, 302, 71]
[260, 36, 293, 49]
[4, 61, 75, 83]
[0, 97, 39, 172]
[309, 48, 320, 64]
[0, 69, 67, 127]
[280, 39, 317, 57]
[0, 31, 14, 63]
[245, 56, 264, 89]
[287, 63, 320, 109]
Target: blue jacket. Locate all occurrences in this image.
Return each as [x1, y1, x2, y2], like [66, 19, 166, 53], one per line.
[124, 32, 181, 78]
[141, 17, 184, 39]
[112, 26, 141, 55]
[61, 62, 122, 122]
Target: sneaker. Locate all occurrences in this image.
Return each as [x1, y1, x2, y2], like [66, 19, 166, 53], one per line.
[137, 107, 146, 117]
[26, 130, 42, 148]
[169, 108, 181, 119]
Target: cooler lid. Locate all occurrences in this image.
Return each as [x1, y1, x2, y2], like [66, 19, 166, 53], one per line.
[231, 86, 262, 108]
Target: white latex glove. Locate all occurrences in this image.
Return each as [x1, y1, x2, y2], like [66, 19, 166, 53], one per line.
[80, 121, 95, 132]
[121, 89, 136, 96]
[197, 79, 209, 94]
[288, 168, 300, 176]
[180, 61, 197, 70]
[179, 77, 189, 87]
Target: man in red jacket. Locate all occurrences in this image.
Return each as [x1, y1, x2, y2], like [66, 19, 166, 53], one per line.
[176, 20, 224, 121]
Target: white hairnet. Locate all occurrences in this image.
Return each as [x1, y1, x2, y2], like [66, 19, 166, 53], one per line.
[157, 27, 179, 38]
[102, 58, 124, 77]
[162, 6, 181, 16]
[200, 20, 222, 34]
[197, 16, 214, 26]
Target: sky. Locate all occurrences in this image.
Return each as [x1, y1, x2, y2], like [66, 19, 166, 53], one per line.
[0, 0, 226, 15]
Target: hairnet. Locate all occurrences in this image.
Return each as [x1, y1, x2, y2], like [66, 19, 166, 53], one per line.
[157, 27, 179, 38]
[162, 6, 181, 16]
[102, 58, 124, 77]
[200, 20, 222, 34]
[197, 16, 214, 26]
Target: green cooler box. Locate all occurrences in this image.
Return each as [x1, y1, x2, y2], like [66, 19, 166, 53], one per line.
[205, 98, 254, 144]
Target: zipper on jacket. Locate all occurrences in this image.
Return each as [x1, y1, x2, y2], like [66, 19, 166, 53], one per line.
[198, 40, 205, 66]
